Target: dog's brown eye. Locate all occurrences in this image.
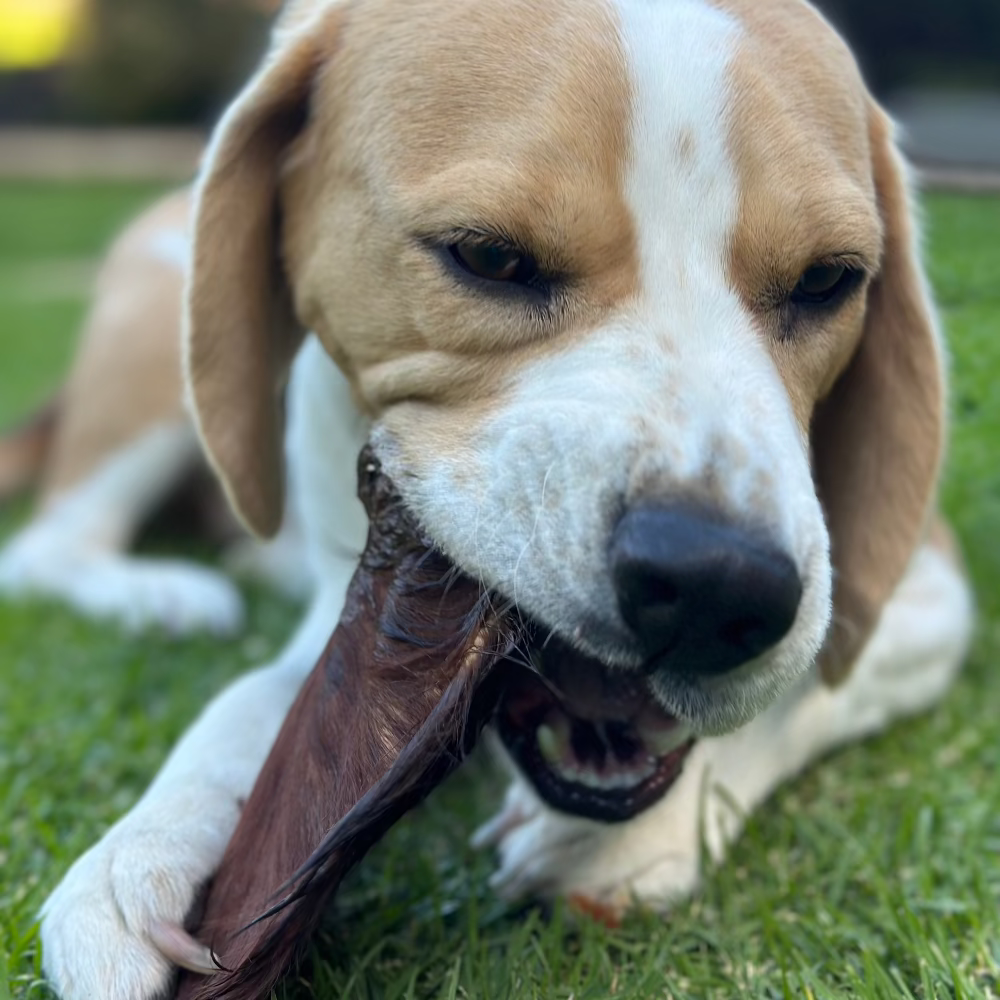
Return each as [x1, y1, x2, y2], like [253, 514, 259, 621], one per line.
[792, 263, 850, 304]
[450, 243, 529, 283]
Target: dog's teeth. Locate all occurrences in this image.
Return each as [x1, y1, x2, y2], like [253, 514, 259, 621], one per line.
[644, 725, 692, 757]
[560, 765, 651, 792]
[539, 715, 684, 795]
[537, 724, 562, 765]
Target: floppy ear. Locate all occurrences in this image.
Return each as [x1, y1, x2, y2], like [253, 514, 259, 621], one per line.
[812, 106, 946, 685]
[184, 5, 344, 537]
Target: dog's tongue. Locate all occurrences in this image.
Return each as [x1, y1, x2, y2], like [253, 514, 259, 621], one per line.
[175, 449, 518, 1000]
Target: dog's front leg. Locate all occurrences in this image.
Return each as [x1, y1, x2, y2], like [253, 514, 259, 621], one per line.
[39, 585, 347, 1000]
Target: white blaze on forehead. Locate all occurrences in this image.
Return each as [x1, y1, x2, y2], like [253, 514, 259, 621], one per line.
[612, 0, 810, 529]
[614, 0, 740, 312]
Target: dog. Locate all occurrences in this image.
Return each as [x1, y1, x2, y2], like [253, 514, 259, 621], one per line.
[39, 0, 975, 997]
[0, 190, 311, 636]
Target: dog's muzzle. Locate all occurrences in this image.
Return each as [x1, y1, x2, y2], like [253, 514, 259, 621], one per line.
[496, 505, 802, 823]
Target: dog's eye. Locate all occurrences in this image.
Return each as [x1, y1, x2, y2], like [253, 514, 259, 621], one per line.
[791, 263, 853, 305]
[449, 242, 537, 284]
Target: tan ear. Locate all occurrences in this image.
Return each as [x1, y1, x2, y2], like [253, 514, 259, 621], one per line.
[812, 106, 946, 685]
[184, 6, 343, 537]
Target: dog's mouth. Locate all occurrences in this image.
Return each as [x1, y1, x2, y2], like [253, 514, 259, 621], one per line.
[496, 634, 695, 823]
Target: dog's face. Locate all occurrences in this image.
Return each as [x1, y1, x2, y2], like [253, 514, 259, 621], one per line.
[186, 0, 944, 820]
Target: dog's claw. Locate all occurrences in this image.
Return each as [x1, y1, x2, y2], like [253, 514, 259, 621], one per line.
[148, 920, 219, 975]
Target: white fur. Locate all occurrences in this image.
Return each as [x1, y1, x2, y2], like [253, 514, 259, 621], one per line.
[40, 341, 369, 1000]
[0, 422, 244, 636]
[479, 542, 974, 907]
[147, 227, 191, 271]
[286, 338, 371, 582]
[221, 341, 368, 598]
[381, 0, 831, 734]
[223, 507, 316, 601]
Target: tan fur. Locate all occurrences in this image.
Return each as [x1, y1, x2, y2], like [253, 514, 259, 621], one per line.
[0, 397, 61, 500]
[722, 0, 880, 430]
[41, 189, 193, 501]
[185, 7, 346, 537]
[810, 110, 945, 685]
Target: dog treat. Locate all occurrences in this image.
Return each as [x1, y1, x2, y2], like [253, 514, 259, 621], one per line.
[173, 449, 520, 1000]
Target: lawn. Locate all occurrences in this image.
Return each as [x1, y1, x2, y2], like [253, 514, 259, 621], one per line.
[1, 182, 998, 1000]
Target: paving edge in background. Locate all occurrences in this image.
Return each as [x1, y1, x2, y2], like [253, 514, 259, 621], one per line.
[1, 128, 1000, 193]
[0, 128, 205, 182]
[916, 165, 1000, 195]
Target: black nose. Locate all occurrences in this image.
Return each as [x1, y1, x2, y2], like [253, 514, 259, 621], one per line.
[610, 506, 802, 677]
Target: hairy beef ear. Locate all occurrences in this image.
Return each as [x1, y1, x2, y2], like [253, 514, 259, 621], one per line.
[812, 106, 946, 686]
[184, 5, 346, 537]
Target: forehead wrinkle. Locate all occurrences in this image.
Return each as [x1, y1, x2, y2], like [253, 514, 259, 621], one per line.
[333, 0, 631, 184]
[398, 162, 633, 272]
[734, 187, 882, 284]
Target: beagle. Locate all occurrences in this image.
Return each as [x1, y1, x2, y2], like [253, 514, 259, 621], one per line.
[0, 191, 310, 636]
[39, 0, 975, 997]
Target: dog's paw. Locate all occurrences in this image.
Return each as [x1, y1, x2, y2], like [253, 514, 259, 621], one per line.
[476, 777, 702, 915]
[91, 560, 246, 637]
[41, 803, 238, 1000]
[0, 530, 244, 636]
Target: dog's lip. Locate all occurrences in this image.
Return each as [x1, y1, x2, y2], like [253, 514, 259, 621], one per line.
[495, 634, 696, 823]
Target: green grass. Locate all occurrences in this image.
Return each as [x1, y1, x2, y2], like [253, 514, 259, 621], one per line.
[1, 183, 998, 1000]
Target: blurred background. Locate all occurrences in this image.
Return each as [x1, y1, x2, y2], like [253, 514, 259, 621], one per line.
[0, 0, 998, 177]
[0, 0, 276, 125]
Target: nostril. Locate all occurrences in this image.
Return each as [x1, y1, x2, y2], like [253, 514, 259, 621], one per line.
[614, 567, 682, 661]
[619, 571, 679, 615]
[720, 617, 775, 656]
[643, 577, 678, 607]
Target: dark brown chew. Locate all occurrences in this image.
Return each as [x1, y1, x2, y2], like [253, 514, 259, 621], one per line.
[0, 394, 61, 503]
[176, 448, 520, 1000]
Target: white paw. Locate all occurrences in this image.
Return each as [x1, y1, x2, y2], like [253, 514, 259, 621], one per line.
[0, 532, 244, 636]
[41, 799, 239, 1000]
[84, 559, 246, 637]
[476, 773, 704, 914]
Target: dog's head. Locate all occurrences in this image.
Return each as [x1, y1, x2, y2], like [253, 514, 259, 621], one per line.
[185, 0, 944, 819]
